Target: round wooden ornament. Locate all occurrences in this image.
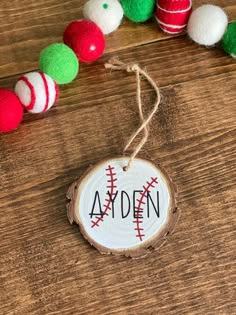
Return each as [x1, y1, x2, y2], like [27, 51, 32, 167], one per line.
[67, 58, 179, 258]
[67, 156, 178, 258]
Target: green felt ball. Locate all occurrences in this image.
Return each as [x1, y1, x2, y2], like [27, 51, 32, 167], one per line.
[120, 0, 155, 23]
[39, 43, 79, 84]
[222, 22, 236, 58]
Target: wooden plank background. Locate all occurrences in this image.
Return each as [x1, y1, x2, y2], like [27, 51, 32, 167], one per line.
[0, 0, 235, 314]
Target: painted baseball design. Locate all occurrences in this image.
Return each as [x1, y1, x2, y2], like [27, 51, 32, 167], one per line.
[15, 71, 59, 114]
[67, 157, 179, 258]
[155, 0, 192, 34]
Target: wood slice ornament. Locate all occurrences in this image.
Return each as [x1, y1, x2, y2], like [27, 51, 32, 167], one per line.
[67, 58, 180, 258]
[67, 157, 178, 257]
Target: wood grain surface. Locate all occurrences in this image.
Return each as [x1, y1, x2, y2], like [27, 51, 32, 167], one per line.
[0, 0, 235, 314]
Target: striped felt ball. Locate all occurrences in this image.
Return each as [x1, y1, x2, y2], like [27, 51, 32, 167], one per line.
[156, 0, 192, 34]
[15, 72, 59, 114]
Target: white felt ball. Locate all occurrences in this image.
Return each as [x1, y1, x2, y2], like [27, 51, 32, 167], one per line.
[15, 72, 59, 114]
[83, 0, 124, 35]
[187, 5, 228, 46]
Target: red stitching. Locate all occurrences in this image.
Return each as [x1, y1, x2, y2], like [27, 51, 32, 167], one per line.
[135, 206, 143, 210]
[91, 165, 117, 228]
[39, 72, 49, 112]
[53, 80, 59, 105]
[136, 199, 145, 205]
[106, 173, 116, 176]
[107, 178, 117, 183]
[103, 204, 111, 210]
[109, 192, 117, 196]
[18, 76, 36, 110]
[134, 177, 158, 241]
[133, 220, 143, 224]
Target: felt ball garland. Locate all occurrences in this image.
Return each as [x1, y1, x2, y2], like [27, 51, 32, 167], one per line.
[0, 0, 235, 133]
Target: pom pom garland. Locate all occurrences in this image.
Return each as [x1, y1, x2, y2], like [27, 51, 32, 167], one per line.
[15, 72, 59, 114]
[187, 5, 228, 46]
[0, 0, 235, 133]
[0, 89, 24, 133]
[63, 20, 106, 63]
[155, 0, 192, 34]
[39, 43, 79, 84]
[120, 0, 156, 23]
[83, 0, 124, 35]
[222, 22, 236, 58]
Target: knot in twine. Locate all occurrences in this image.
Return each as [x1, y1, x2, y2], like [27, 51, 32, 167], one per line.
[104, 57, 161, 171]
[126, 64, 140, 73]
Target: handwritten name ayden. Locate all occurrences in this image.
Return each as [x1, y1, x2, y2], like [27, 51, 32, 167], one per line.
[89, 190, 160, 219]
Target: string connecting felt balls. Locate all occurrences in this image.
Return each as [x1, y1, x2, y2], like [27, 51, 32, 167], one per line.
[0, 0, 235, 133]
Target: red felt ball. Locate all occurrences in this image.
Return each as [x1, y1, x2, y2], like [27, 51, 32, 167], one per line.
[0, 89, 24, 133]
[63, 20, 106, 63]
